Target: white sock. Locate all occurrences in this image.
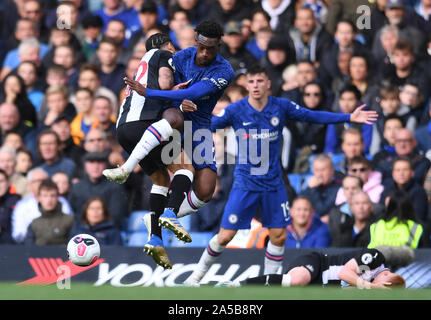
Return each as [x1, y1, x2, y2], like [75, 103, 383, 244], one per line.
[122, 119, 173, 172]
[185, 235, 225, 284]
[281, 274, 291, 287]
[264, 241, 285, 275]
[177, 190, 207, 218]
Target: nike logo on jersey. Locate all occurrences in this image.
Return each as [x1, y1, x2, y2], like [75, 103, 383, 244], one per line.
[242, 122, 252, 126]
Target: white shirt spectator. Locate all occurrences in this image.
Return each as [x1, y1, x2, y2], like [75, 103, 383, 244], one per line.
[11, 194, 73, 243]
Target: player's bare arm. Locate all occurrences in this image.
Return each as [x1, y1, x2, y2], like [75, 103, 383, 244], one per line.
[158, 66, 174, 90]
[338, 259, 391, 289]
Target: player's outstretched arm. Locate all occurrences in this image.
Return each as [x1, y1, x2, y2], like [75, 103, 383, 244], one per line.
[349, 104, 378, 125]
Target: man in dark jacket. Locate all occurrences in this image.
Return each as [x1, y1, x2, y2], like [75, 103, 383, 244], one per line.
[68, 152, 129, 228]
[0, 169, 21, 244]
[329, 191, 378, 247]
[301, 154, 342, 223]
[377, 128, 431, 185]
[380, 156, 429, 225]
[207, 0, 252, 27]
[220, 21, 257, 73]
[24, 179, 74, 245]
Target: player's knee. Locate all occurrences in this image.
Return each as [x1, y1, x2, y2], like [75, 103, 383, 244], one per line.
[150, 170, 170, 187]
[288, 267, 311, 286]
[194, 187, 213, 202]
[162, 108, 184, 131]
[269, 229, 287, 246]
[217, 230, 235, 246]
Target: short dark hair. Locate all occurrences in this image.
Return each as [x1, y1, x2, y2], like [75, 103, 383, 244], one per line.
[145, 33, 172, 51]
[195, 20, 223, 39]
[81, 14, 104, 29]
[393, 156, 413, 170]
[99, 36, 120, 49]
[348, 155, 371, 169]
[246, 64, 268, 77]
[336, 19, 357, 33]
[340, 84, 361, 101]
[38, 179, 59, 195]
[394, 39, 414, 55]
[384, 114, 404, 127]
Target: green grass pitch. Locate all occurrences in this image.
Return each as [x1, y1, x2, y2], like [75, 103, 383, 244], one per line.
[0, 282, 431, 300]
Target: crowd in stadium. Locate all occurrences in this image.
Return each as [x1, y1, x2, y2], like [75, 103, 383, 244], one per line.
[0, 0, 430, 249]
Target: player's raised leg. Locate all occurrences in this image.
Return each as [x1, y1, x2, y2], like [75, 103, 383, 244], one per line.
[103, 108, 183, 183]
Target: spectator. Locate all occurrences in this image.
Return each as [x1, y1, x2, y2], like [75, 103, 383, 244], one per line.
[207, 0, 251, 27]
[329, 191, 376, 247]
[280, 60, 318, 105]
[2, 132, 24, 151]
[0, 146, 28, 197]
[0, 73, 37, 128]
[302, 154, 341, 222]
[330, 175, 363, 213]
[73, 63, 118, 116]
[378, 128, 431, 184]
[127, 1, 163, 52]
[245, 26, 273, 61]
[261, 35, 296, 96]
[382, 40, 430, 101]
[79, 14, 104, 61]
[95, 36, 126, 96]
[261, 0, 296, 33]
[372, 114, 404, 165]
[44, 0, 93, 30]
[372, 0, 427, 61]
[372, 24, 399, 76]
[94, 0, 128, 33]
[247, 8, 271, 43]
[324, 85, 373, 154]
[169, 0, 209, 26]
[285, 7, 332, 64]
[24, 179, 74, 245]
[68, 151, 129, 228]
[0, 169, 21, 244]
[380, 156, 428, 224]
[0, 102, 36, 153]
[71, 196, 123, 245]
[338, 127, 366, 174]
[11, 167, 73, 244]
[285, 196, 331, 248]
[15, 147, 33, 179]
[369, 189, 424, 249]
[320, 20, 368, 85]
[220, 21, 257, 73]
[22, 0, 49, 43]
[16, 61, 44, 113]
[325, 0, 375, 35]
[119, 56, 141, 101]
[51, 44, 79, 88]
[35, 129, 76, 179]
[40, 85, 76, 127]
[176, 24, 196, 50]
[1, 37, 46, 82]
[92, 96, 117, 139]
[336, 155, 384, 204]
[399, 82, 426, 125]
[168, 7, 192, 50]
[70, 87, 96, 147]
[52, 171, 71, 199]
[50, 114, 86, 169]
[372, 85, 416, 154]
[289, 82, 329, 169]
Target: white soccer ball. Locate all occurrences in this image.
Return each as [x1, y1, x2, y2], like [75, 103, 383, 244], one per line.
[67, 234, 100, 266]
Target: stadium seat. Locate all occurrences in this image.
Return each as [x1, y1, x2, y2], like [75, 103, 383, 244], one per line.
[127, 231, 149, 247]
[307, 154, 317, 173]
[331, 153, 345, 171]
[301, 174, 313, 191]
[168, 232, 214, 247]
[127, 210, 150, 232]
[288, 173, 303, 195]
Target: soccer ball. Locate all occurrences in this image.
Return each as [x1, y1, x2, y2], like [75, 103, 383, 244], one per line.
[67, 234, 100, 266]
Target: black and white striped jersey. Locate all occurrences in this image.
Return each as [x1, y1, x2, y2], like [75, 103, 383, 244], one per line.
[117, 48, 174, 127]
[321, 248, 387, 285]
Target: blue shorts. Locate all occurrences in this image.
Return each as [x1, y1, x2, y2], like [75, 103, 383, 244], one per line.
[221, 187, 290, 230]
[182, 126, 217, 172]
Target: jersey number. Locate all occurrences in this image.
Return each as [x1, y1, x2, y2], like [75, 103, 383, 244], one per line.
[281, 201, 290, 221]
[125, 61, 148, 98]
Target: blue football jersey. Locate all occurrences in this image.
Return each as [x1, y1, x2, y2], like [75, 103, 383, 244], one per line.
[211, 96, 351, 191]
[173, 46, 234, 129]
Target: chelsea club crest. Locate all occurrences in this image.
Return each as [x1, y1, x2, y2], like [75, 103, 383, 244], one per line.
[270, 116, 280, 127]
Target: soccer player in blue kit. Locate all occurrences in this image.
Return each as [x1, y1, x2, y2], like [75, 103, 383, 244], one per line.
[184, 65, 378, 285]
[117, 21, 235, 247]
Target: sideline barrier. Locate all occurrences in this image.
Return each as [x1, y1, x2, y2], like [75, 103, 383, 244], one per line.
[1, 246, 430, 288]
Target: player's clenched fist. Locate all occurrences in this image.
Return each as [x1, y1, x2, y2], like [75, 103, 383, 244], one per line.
[180, 99, 197, 112]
